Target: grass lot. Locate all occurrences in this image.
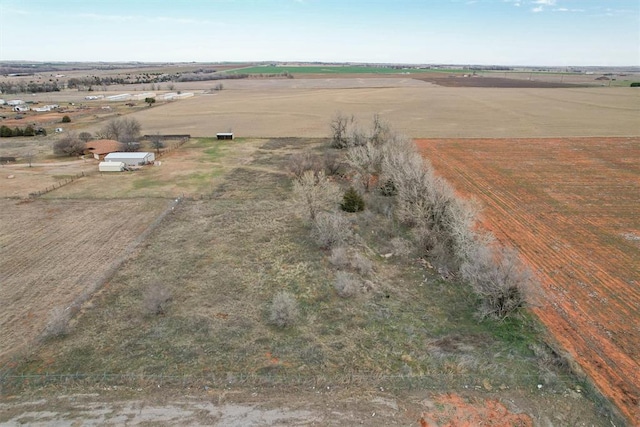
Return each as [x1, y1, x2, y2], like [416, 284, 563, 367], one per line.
[11, 138, 564, 390]
[225, 65, 464, 75]
[45, 137, 262, 199]
[0, 136, 620, 425]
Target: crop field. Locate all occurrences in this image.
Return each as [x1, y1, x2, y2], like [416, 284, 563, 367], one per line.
[1, 137, 614, 425]
[127, 82, 639, 139]
[416, 137, 640, 422]
[0, 197, 170, 364]
[224, 65, 464, 75]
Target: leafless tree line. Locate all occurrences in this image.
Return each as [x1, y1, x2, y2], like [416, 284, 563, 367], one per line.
[321, 113, 536, 320]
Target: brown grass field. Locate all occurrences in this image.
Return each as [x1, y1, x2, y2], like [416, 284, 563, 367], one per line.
[123, 81, 639, 139]
[0, 198, 169, 363]
[416, 137, 640, 422]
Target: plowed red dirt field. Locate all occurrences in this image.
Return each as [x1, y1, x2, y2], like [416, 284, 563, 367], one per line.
[416, 137, 640, 423]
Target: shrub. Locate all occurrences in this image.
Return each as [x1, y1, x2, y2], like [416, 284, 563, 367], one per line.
[287, 152, 322, 179]
[142, 283, 172, 315]
[291, 170, 341, 222]
[41, 307, 71, 340]
[54, 132, 85, 156]
[389, 237, 413, 258]
[350, 252, 373, 276]
[630, 82, 640, 87]
[328, 246, 349, 269]
[340, 186, 365, 212]
[334, 271, 359, 298]
[312, 212, 352, 249]
[23, 125, 35, 137]
[78, 132, 93, 142]
[323, 150, 343, 176]
[0, 125, 13, 137]
[61, 115, 71, 123]
[460, 245, 533, 320]
[269, 291, 299, 328]
[379, 178, 397, 196]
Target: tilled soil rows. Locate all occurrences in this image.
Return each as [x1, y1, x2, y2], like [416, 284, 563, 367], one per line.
[416, 137, 640, 423]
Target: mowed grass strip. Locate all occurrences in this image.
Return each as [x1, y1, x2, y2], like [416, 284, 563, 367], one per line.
[15, 138, 565, 392]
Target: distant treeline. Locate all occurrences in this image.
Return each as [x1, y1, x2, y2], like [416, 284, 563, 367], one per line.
[0, 125, 44, 137]
[0, 81, 61, 94]
[0, 71, 249, 94]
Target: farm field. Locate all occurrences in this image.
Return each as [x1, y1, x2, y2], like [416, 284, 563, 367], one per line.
[127, 82, 639, 138]
[1, 137, 614, 426]
[416, 137, 640, 422]
[0, 197, 170, 364]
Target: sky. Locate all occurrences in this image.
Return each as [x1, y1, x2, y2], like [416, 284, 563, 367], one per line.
[0, 0, 638, 66]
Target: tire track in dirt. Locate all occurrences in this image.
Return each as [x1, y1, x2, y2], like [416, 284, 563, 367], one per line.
[416, 137, 640, 423]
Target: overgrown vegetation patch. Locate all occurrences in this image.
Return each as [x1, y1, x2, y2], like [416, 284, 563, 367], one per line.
[6, 133, 579, 398]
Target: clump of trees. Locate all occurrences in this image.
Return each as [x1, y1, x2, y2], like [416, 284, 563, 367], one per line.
[323, 113, 535, 320]
[53, 132, 85, 156]
[94, 117, 142, 150]
[0, 125, 37, 137]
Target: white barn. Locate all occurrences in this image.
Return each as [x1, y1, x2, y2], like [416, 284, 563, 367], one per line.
[104, 152, 155, 166]
[99, 161, 125, 172]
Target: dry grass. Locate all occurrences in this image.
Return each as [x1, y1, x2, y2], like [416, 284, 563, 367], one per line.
[127, 83, 639, 138]
[8, 139, 550, 386]
[0, 197, 169, 363]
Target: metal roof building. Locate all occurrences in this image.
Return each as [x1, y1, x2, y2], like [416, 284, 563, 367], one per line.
[104, 152, 155, 166]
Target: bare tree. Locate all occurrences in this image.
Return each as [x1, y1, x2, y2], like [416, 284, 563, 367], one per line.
[150, 133, 164, 154]
[346, 141, 383, 192]
[24, 151, 35, 167]
[78, 132, 93, 143]
[291, 170, 341, 222]
[100, 117, 142, 144]
[330, 112, 354, 149]
[53, 132, 85, 156]
[287, 152, 322, 179]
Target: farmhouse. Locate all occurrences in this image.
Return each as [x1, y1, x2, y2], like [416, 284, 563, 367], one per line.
[217, 132, 233, 140]
[85, 139, 123, 160]
[98, 161, 125, 172]
[104, 152, 155, 166]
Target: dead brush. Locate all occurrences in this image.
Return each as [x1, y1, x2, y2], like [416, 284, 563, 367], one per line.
[268, 291, 299, 328]
[334, 271, 360, 298]
[41, 307, 72, 340]
[142, 283, 172, 316]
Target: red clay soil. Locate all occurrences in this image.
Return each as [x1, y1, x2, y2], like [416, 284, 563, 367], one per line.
[415, 137, 640, 423]
[419, 394, 533, 427]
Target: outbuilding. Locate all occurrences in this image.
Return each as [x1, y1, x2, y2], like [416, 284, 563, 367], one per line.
[217, 132, 233, 140]
[104, 152, 155, 166]
[99, 161, 125, 172]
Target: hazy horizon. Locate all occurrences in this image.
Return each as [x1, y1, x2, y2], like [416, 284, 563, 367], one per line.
[1, 0, 638, 67]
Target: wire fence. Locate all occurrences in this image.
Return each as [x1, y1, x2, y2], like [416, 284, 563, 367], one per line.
[0, 371, 548, 395]
[28, 171, 91, 198]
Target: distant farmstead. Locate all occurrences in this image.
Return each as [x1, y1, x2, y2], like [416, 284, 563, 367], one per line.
[104, 152, 155, 166]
